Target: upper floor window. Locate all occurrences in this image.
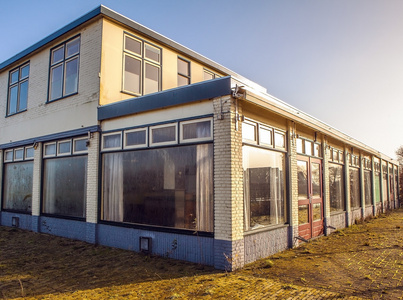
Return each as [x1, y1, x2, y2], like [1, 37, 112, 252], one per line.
[8, 63, 29, 115]
[49, 36, 80, 101]
[203, 69, 220, 81]
[123, 33, 161, 96]
[177, 57, 190, 86]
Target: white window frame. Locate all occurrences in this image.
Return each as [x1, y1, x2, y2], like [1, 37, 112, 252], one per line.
[123, 127, 148, 149]
[44, 142, 57, 158]
[259, 124, 273, 147]
[274, 130, 286, 150]
[150, 123, 178, 147]
[57, 139, 72, 156]
[242, 119, 258, 144]
[102, 132, 122, 151]
[180, 118, 213, 143]
[14, 148, 24, 161]
[25, 146, 34, 160]
[73, 137, 88, 154]
[4, 150, 14, 162]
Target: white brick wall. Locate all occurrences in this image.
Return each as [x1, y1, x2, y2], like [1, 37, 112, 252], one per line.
[86, 132, 100, 223]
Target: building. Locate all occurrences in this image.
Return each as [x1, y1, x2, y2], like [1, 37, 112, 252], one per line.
[0, 6, 399, 271]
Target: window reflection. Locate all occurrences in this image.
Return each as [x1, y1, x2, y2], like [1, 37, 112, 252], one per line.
[329, 163, 345, 212]
[297, 161, 308, 200]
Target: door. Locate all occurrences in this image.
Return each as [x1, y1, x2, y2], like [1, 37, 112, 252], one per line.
[297, 156, 323, 240]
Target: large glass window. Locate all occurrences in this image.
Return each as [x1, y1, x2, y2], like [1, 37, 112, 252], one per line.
[123, 34, 161, 96]
[364, 170, 372, 206]
[329, 163, 345, 212]
[374, 172, 381, 203]
[3, 146, 34, 212]
[42, 138, 88, 218]
[349, 168, 361, 208]
[243, 146, 286, 230]
[49, 36, 80, 101]
[102, 144, 213, 232]
[7, 63, 29, 115]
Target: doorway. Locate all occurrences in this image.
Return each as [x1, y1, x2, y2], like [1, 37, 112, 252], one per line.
[297, 156, 323, 240]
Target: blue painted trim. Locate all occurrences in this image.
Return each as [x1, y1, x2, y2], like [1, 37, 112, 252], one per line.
[0, 125, 100, 149]
[0, 7, 101, 71]
[98, 77, 231, 121]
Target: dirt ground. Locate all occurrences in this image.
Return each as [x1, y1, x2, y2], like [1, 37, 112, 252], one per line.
[1, 209, 402, 299]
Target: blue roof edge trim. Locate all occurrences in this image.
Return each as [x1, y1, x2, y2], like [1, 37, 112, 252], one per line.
[98, 76, 232, 121]
[0, 125, 100, 149]
[0, 6, 102, 71]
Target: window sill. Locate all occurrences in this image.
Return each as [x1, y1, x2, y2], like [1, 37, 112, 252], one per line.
[1, 209, 32, 215]
[243, 223, 289, 236]
[6, 109, 27, 118]
[46, 92, 78, 104]
[99, 220, 214, 237]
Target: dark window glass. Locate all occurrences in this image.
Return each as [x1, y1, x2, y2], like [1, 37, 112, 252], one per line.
[297, 161, 308, 200]
[7, 63, 29, 115]
[58, 141, 71, 154]
[103, 134, 121, 149]
[102, 144, 213, 232]
[125, 36, 141, 55]
[144, 63, 159, 95]
[182, 121, 211, 140]
[49, 37, 80, 101]
[125, 130, 146, 147]
[43, 156, 87, 217]
[311, 162, 321, 198]
[374, 173, 381, 203]
[74, 139, 88, 152]
[364, 170, 372, 206]
[124, 55, 141, 94]
[3, 161, 33, 212]
[152, 126, 176, 144]
[145, 44, 160, 63]
[243, 146, 287, 230]
[329, 163, 345, 212]
[350, 168, 361, 208]
[178, 58, 190, 86]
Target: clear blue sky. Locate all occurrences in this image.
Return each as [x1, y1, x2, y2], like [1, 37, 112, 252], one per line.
[1, 0, 402, 159]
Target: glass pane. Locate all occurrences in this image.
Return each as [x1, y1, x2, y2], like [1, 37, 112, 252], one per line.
[52, 46, 64, 64]
[364, 170, 372, 206]
[144, 63, 159, 95]
[3, 161, 33, 212]
[43, 156, 87, 217]
[333, 150, 339, 162]
[103, 134, 121, 149]
[243, 146, 286, 229]
[125, 130, 146, 147]
[20, 65, 29, 79]
[313, 203, 321, 221]
[125, 36, 141, 55]
[64, 58, 79, 95]
[102, 144, 213, 232]
[8, 86, 18, 114]
[259, 127, 272, 146]
[311, 163, 321, 198]
[25, 147, 34, 159]
[152, 125, 176, 144]
[66, 37, 80, 57]
[297, 161, 308, 200]
[124, 55, 141, 94]
[305, 140, 312, 155]
[58, 141, 71, 154]
[314, 143, 320, 157]
[298, 205, 309, 225]
[10, 70, 19, 84]
[74, 139, 88, 152]
[350, 168, 361, 208]
[274, 132, 285, 148]
[329, 163, 345, 212]
[14, 149, 24, 160]
[296, 138, 303, 153]
[50, 64, 63, 100]
[45, 143, 56, 156]
[242, 122, 256, 142]
[178, 74, 189, 87]
[182, 120, 211, 140]
[19, 80, 28, 111]
[204, 71, 214, 80]
[374, 173, 381, 203]
[178, 58, 189, 75]
[145, 44, 160, 63]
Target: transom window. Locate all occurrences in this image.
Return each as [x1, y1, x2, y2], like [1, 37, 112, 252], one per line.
[8, 62, 30, 115]
[349, 154, 360, 167]
[49, 36, 80, 101]
[44, 137, 88, 158]
[328, 147, 344, 164]
[102, 117, 213, 151]
[242, 118, 287, 151]
[296, 137, 321, 157]
[4, 145, 34, 162]
[123, 33, 161, 96]
[177, 57, 190, 86]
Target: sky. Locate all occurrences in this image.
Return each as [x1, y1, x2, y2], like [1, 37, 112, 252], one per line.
[0, 0, 402, 159]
